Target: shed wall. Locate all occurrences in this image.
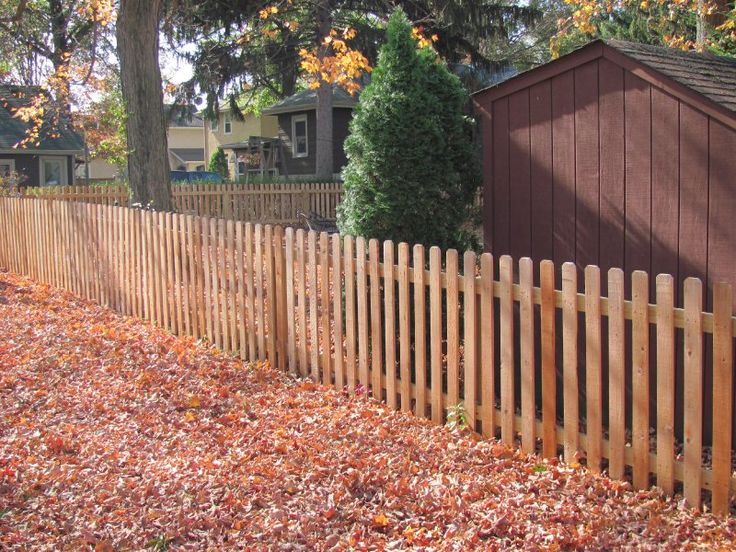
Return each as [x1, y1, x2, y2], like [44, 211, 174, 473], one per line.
[477, 58, 736, 309]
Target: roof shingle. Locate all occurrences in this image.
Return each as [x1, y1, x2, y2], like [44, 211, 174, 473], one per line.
[0, 85, 85, 151]
[604, 40, 736, 113]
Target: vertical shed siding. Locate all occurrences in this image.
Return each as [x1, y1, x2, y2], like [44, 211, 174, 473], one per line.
[509, 90, 531, 261]
[492, 98, 510, 255]
[597, 59, 626, 285]
[623, 72, 652, 280]
[551, 72, 576, 270]
[480, 57, 735, 307]
[678, 105, 709, 291]
[574, 62, 600, 269]
[707, 120, 736, 303]
[650, 89, 680, 297]
[529, 81, 553, 264]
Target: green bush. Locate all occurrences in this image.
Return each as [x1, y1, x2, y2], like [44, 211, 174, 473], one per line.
[337, 9, 481, 252]
[208, 148, 229, 179]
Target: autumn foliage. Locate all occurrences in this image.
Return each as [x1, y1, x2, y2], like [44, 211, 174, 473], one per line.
[1, 270, 735, 549]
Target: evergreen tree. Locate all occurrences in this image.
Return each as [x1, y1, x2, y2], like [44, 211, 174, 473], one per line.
[337, 9, 481, 252]
[208, 148, 229, 179]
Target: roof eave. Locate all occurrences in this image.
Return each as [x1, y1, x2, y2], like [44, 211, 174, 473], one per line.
[600, 43, 736, 131]
[472, 39, 736, 132]
[0, 148, 84, 154]
[472, 41, 605, 104]
[262, 102, 356, 116]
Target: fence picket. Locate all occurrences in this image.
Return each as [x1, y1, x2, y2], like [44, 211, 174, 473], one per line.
[480, 253, 494, 439]
[632, 271, 650, 489]
[265, 225, 277, 363]
[332, 234, 345, 389]
[585, 265, 602, 472]
[369, 239, 383, 400]
[463, 251, 477, 430]
[357, 237, 369, 392]
[285, 228, 297, 374]
[255, 224, 265, 358]
[308, 231, 319, 380]
[500, 255, 514, 445]
[520, 257, 535, 454]
[210, 218, 222, 347]
[540, 260, 556, 458]
[712, 283, 733, 516]
[344, 236, 357, 393]
[384, 241, 397, 409]
[656, 274, 675, 494]
[430, 246, 443, 424]
[413, 244, 427, 419]
[562, 262, 579, 462]
[245, 223, 256, 360]
[608, 268, 626, 479]
[446, 250, 460, 412]
[275, 226, 287, 370]
[319, 232, 332, 385]
[398, 243, 412, 412]
[683, 278, 703, 509]
[228, 220, 239, 351]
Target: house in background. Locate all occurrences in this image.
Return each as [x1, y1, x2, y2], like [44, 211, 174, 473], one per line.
[166, 105, 205, 172]
[0, 85, 84, 186]
[79, 104, 206, 182]
[472, 39, 736, 308]
[261, 87, 357, 177]
[203, 100, 278, 180]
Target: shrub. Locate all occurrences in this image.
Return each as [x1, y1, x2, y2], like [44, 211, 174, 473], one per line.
[208, 148, 229, 179]
[337, 9, 481, 252]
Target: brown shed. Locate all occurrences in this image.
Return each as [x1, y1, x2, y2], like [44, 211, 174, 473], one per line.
[473, 39, 736, 307]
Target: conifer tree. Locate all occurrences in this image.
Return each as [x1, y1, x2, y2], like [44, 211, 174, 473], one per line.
[208, 148, 229, 179]
[337, 9, 481, 251]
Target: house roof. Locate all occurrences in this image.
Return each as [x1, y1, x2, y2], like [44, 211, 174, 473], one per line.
[165, 104, 204, 128]
[219, 137, 279, 150]
[170, 148, 204, 162]
[473, 39, 736, 130]
[0, 85, 85, 152]
[262, 86, 358, 115]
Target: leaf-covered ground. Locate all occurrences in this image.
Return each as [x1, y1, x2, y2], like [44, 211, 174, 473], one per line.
[1, 271, 734, 551]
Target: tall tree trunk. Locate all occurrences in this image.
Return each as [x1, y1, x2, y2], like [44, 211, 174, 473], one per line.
[315, 0, 333, 179]
[117, 0, 172, 211]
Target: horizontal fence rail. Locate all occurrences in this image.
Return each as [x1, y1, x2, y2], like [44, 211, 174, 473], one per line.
[7, 182, 345, 226]
[0, 197, 733, 515]
[6, 182, 484, 228]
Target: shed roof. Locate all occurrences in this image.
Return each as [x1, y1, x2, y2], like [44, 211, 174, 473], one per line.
[604, 40, 736, 113]
[262, 86, 357, 115]
[0, 85, 84, 152]
[473, 40, 736, 130]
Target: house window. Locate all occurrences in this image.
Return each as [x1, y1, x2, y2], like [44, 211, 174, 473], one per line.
[210, 117, 218, 132]
[0, 159, 15, 179]
[224, 114, 232, 134]
[291, 114, 308, 158]
[40, 157, 68, 186]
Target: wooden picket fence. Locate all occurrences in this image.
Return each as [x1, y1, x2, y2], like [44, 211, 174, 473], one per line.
[9, 182, 344, 226]
[0, 197, 733, 515]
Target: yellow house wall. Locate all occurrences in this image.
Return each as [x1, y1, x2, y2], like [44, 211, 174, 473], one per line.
[204, 111, 279, 179]
[167, 126, 205, 150]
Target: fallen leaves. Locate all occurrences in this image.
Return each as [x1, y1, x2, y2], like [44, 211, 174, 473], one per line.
[0, 271, 735, 550]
